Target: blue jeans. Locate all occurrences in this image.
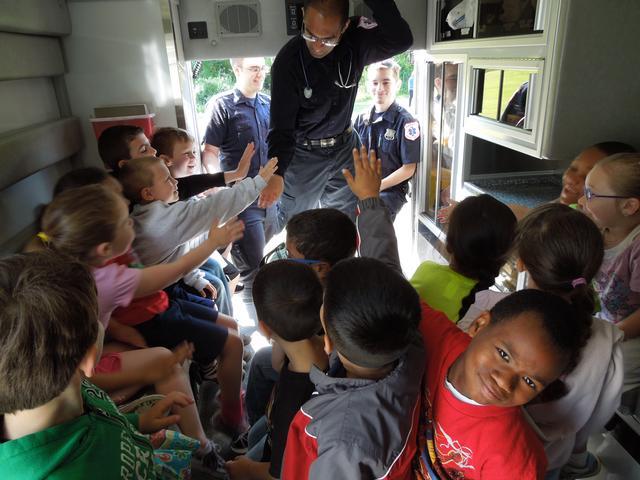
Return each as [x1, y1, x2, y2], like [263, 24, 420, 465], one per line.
[200, 257, 233, 316]
[246, 415, 269, 461]
[276, 132, 359, 232]
[232, 202, 277, 285]
[245, 346, 279, 425]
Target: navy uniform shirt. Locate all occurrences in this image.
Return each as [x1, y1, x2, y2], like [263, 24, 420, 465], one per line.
[204, 88, 270, 178]
[354, 102, 421, 196]
[268, 0, 413, 177]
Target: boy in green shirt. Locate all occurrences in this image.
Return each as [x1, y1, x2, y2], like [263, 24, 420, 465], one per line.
[0, 252, 192, 480]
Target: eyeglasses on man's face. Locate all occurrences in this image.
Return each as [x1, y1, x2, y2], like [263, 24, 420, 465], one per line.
[244, 65, 269, 74]
[583, 186, 627, 201]
[259, 242, 323, 267]
[301, 24, 341, 48]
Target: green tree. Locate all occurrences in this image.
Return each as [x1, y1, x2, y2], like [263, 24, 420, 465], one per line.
[353, 51, 415, 116]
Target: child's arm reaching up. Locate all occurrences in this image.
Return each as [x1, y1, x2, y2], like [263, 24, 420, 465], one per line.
[208, 156, 279, 225]
[134, 217, 244, 298]
[344, 146, 402, 274]
[342, 146, 382, 201]
[224, 142, 254, 184]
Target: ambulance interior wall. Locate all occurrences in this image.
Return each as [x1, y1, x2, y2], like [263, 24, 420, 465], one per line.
[64, 0, 178, 167]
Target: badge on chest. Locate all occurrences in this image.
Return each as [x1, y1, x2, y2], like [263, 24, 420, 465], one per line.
[384, 128, 396, 141]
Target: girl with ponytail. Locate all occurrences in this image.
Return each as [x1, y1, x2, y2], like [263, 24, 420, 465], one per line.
[459, 203, 623, 479]
[410, 194, 517, 322]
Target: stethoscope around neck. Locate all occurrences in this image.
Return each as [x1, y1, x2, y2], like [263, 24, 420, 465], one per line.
[299, 47, 356, 99]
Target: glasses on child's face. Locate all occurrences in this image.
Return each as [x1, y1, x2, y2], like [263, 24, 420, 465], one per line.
[301, 25, 341, 48]
[583, 186, 627, 201]
[259, 242, 323, 267]
[244, 65, 269, 74]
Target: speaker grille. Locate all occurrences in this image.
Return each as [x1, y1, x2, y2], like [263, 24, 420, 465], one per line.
[216, 1, 261, 36]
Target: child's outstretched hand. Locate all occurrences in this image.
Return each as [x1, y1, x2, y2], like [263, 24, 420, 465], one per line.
[171, 340, 195, 366]
[436, 200, 458, 224]
[137, 391, 194, 433]
[226, 142, 254, 183]
[343, 146, 382, 200]
[258, 157, 278, 183]
[208, 217, 245, 248]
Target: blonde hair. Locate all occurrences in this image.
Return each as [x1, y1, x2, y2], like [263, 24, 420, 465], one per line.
[597, 152, 640, 198]
[368, 59, 401, 82]
[119, 156, 164, 205]
[151, 127, 194, 157]
[41, 185, 123, 262]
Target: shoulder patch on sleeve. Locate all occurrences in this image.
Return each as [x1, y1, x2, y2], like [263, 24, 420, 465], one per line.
[358, 16, 378, 30]
[404, 121, 420, 141]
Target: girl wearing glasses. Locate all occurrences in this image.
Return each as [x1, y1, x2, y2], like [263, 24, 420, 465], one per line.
[579, 152, 640, 388]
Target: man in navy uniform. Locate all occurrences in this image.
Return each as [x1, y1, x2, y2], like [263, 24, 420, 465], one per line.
[202, 57, 275, 289]
[354, 59, 420, 221]
[264, 0, 413, 229]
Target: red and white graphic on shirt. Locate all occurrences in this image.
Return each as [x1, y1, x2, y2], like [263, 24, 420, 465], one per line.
[435, 423, 475, 473]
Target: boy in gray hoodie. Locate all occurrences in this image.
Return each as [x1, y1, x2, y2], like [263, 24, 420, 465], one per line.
[120, 155, 276, 315]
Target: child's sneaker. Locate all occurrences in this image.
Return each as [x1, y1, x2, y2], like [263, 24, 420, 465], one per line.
[193, 440, 228, 479]
[199, 359, 219, 382]
[560, 452, 601, 479]
[211, 410, 249, 438]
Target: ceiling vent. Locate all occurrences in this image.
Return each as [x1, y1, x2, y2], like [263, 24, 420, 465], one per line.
[216, 1, 261, 37]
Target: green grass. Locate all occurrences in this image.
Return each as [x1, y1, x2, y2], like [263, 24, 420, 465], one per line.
[478, 70, 531, 120]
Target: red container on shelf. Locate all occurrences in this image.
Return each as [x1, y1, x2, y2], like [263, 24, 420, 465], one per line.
[90, 113, 156, 140]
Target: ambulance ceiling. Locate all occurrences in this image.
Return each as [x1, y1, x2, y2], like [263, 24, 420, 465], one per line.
[176, 0, 427, 61]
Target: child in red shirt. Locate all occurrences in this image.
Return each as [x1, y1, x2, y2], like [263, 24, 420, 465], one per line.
[416, 290, 592, 480]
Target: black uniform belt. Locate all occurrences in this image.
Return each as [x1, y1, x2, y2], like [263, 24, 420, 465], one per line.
[299, 128, 353, 149]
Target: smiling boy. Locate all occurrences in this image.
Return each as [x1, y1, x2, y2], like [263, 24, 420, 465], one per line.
[416, 290, 591, 480]
[119, 156, 276, 293]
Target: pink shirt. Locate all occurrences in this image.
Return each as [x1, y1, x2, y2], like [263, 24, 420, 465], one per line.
[92, 263, 141, 328]
[595, 224, 640, 324]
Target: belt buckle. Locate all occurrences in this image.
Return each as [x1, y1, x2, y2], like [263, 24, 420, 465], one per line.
[320, 137, 335, 148]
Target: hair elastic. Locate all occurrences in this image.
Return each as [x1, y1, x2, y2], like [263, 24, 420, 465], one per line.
[37, 232, 51, 244]
[571, 277, 587, 288]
